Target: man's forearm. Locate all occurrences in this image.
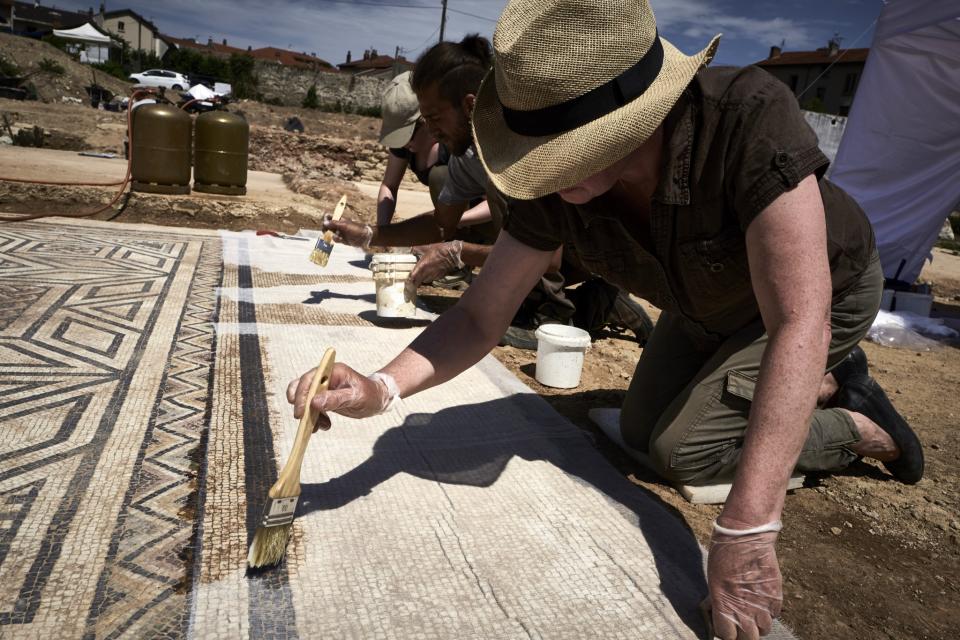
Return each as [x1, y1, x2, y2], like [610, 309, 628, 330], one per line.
[460, 242, 492, 268]
[722, 319, 830, 526]
[372, 213, 443, 247]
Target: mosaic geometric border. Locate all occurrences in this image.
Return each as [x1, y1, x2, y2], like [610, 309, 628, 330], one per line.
[0, 220, 221, 639]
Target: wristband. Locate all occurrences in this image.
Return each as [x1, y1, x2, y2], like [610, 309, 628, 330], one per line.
[712, 520, 782, 537]
[368, 371, 401, 413]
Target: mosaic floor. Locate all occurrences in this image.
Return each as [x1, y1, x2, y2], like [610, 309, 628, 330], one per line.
[1, 219, 794, 639]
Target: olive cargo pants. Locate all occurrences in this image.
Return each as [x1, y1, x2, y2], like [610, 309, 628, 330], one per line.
[619, 255, 883, 485]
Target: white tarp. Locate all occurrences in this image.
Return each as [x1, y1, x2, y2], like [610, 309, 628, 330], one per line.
[52, 22, 112, 44]
[829, 0, 960, 285]
[54, 22, 112, 64]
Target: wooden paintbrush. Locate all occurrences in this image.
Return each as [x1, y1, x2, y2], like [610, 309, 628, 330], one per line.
[309, 195, 347, 267]
[247, 347, 336, 569]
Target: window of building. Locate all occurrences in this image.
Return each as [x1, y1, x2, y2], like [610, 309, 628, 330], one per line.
[816, 86, 826, 102]
[117, 20, 125, 32]
[843, 73, 859, 95]
[789, 74, 799, 92]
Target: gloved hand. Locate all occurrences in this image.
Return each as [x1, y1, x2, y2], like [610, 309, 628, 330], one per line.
[409, 240, 465, 287]
[322, 217, 373, 250]
[707, 524, 782, 640]
[287, 363, 397, 430]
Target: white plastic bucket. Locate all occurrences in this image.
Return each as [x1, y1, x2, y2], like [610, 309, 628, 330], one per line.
[534, 324, 591, 388]
[370, 253, 418, 318]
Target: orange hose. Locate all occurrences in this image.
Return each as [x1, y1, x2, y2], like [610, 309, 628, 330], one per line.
[0, 89, 157, 222]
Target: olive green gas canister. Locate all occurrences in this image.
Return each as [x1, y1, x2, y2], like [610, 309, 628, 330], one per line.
[194, 111, 249, 196]
[130, 103, 192, 195]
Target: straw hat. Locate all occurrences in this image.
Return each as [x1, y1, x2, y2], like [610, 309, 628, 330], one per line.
[379, 71, 420, 148]
[473, 0, 720, 200]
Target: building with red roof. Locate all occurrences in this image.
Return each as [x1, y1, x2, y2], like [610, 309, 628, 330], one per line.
[164, 35, 246, 59]
[756, 39, 869, 116]
[249, 47, 334, 71]
[338, 48, 412, 78]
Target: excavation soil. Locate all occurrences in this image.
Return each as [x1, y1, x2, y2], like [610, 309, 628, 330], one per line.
[2, 100, 958, 640]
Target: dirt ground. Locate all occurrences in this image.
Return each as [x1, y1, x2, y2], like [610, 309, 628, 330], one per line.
[1, 102, 958, 639]
[0, 32, 129, 103]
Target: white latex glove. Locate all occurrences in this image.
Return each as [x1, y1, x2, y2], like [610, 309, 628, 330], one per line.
[707, 526, 783, 640]
[409, 240, 465, 286]
[322, 217, 374, 250]
[287, 363, 398, 430]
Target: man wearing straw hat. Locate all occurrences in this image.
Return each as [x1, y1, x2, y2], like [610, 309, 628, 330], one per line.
[290, 0, 924, 636]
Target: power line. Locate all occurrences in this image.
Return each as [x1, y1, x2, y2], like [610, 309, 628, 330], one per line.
[399, 24, 441, 56]
[446, 7, 498, 22]
[797, 14, 879, 99]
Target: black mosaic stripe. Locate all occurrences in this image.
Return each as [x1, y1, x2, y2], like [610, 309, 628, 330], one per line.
[238, 240, 299, 639]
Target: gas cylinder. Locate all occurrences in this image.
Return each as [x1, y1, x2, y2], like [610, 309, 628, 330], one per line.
[193, 111, 249, 196]
[130, 103, 192, 194]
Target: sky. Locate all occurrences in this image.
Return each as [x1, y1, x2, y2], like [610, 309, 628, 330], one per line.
[45, 0, 885, 67]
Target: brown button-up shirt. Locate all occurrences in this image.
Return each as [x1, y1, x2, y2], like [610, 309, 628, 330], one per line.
[504, 66, 876, 342]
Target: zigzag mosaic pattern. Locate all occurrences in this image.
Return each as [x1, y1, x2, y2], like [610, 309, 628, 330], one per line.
[0, 221, 221, 638]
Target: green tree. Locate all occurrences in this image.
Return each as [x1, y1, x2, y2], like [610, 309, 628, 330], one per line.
[302, 84, 319, 109]
[228, 53, 258, 99]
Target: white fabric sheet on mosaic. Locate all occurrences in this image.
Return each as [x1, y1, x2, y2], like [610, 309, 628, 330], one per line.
[199, 232, 796, 639]
[220, 230, 374, 278]
[215, 324, 704, 638]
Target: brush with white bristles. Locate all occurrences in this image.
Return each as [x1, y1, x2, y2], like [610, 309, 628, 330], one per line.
[247, 347, 336, 570]
[309, 195, 347, 267]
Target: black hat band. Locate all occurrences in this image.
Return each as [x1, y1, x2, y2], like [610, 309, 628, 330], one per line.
[500, 32, 665, 137]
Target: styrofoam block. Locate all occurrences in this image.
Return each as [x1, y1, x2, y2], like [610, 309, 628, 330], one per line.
[588, 408, 805, 505]
[679, 476, 806, 505]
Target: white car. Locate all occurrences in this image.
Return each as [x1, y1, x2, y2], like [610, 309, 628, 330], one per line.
[128, 69, 189, 91]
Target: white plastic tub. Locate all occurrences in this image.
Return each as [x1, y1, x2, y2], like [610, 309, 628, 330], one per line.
[534, 324, 591, 388]
[370, 253, 418, 318]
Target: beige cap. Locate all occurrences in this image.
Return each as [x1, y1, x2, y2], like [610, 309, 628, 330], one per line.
[379, 71, 420, 148]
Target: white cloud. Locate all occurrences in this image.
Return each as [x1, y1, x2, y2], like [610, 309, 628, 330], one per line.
[651, 0, 817, 49]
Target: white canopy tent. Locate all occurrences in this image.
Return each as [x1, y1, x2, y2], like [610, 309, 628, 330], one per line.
[52, 23, 114, 64]
[830, 0, 960, 285]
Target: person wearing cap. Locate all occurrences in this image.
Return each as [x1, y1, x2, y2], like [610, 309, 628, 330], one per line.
[376, 71, 448, 226]
[290, 1, 924, 637]
[327, 40, 501, 280]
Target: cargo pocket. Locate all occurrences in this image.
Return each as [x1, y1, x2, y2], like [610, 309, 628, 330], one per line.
[721, 369, 756, 409]
[668, 373, 753, 472]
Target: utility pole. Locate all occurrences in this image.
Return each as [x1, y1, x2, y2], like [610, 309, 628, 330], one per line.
[439, 0, 447, 42]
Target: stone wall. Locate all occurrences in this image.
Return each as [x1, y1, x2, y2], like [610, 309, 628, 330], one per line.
[255, 62, 388, 112]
